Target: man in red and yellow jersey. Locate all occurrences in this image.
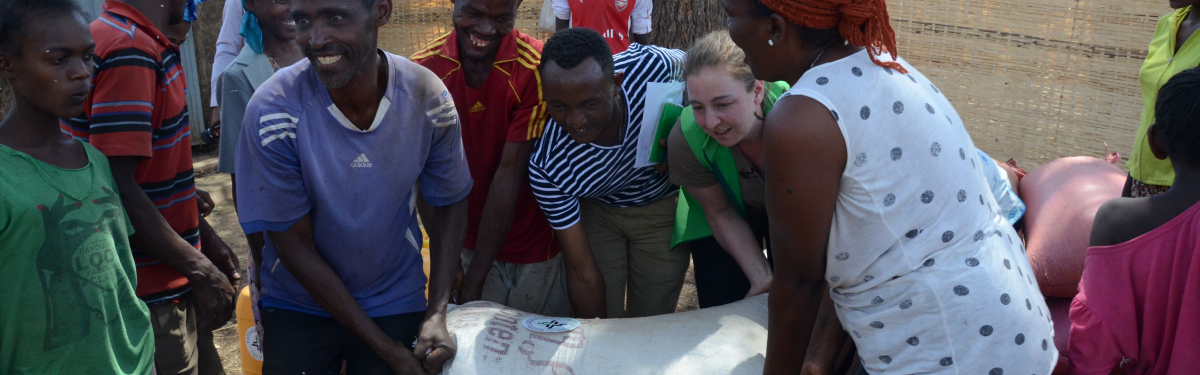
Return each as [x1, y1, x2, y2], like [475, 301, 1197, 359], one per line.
[412, 0, 567, 316]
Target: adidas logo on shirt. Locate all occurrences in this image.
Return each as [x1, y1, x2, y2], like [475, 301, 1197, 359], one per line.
[351, 153, 372, 168]
[469, 102, 486, 113]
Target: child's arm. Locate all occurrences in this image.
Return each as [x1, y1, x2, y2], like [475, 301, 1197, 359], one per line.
[1088, 196, 1174, 247]
[1089, 201, 1118, 247]
[1088, 199, 1137, 247]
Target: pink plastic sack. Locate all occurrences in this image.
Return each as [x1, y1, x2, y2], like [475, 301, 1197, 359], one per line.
[1019, 157, 1125, 298]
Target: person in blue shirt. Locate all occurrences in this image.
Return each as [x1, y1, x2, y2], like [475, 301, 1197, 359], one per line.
[234, 0, 471, 373]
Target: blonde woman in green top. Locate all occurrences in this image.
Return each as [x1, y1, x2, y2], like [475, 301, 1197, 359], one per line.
[1126, 0, 1200, 197]
[667, 31, 856, 370]
[668, 31, 779, 308]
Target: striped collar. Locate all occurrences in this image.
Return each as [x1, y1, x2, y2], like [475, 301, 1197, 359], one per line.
[321, 50, 396, 133]
[436, 29, 525, 66]
[102, 0, 176, 48]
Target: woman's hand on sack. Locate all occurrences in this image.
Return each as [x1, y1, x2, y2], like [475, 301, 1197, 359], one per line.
[746, 274, 772, 298]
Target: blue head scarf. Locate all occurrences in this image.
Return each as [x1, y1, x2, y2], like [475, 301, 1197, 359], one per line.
[239, 0, 265, 54]
[183, 0, 207, 22]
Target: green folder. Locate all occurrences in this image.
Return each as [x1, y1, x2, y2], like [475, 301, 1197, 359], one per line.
[649, 102, 684, 164]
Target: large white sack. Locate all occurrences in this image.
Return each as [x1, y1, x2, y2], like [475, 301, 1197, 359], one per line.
[537, 0, 556, 33]
[443, 294, 770, 375]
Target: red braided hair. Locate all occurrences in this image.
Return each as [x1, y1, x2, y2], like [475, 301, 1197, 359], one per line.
[759, 0, 908, 74]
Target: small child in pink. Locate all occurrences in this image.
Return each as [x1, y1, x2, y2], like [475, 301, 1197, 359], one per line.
[1069, 67, 1200, 374]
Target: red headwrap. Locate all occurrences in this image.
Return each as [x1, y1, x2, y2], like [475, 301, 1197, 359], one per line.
[759, 0, 908, 74]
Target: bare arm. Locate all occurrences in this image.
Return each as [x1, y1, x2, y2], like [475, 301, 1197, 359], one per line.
[420, 198, 468, 316]
[414, 197, 468, 374]
[554, 224, 607, 318]
[1120, 174, 1133, 198]
[684, 184, 772, 296]
[556, 18, 570, 33]
[230, 174, 266, 275]
[198, 216, 241, 286]
[460, 141, 535, 303]
[109, 156, 236, 330]
[801, 288, 851, 374]
[268, 214, 424, 374]
[762, 95, 846, 375]
[633, 33, 651, 46]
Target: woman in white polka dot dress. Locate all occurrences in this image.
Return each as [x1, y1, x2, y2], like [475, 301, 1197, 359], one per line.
[719, 0, 1059, 373]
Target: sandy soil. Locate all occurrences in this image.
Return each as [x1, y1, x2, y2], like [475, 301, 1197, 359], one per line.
[195, 172, 248, 374]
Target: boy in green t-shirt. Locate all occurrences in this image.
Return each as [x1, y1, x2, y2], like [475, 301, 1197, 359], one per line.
[0, 0, 155, 373]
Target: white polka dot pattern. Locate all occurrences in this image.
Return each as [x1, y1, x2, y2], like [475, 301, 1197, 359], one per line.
[784, 50, 1057, 374]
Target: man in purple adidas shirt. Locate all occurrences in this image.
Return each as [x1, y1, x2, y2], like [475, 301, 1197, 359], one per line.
[234, 0, 470, 373]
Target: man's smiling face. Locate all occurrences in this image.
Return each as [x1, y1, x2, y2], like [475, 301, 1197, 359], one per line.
[293, 0, 379, 89]
[452, 0, 521, 61]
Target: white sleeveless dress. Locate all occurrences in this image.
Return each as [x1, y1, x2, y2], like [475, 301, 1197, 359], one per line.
[784, 50, 1058, 374]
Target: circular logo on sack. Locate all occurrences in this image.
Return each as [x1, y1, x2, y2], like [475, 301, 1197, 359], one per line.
[521, 317, 581, 333]
[245, 326, 263, 361]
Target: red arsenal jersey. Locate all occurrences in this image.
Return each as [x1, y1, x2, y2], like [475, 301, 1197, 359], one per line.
[570, 0, 637, 53]
[412, 30, 561, 264]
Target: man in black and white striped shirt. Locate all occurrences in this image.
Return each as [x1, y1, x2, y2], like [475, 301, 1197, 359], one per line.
[529, 28, 688, 319]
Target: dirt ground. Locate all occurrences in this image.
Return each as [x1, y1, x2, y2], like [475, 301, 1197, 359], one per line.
[195, 172, 249, 374]
[195, 170, 700, 374]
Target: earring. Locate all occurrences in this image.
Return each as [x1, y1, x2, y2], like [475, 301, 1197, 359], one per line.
[768, 39, 774, 46]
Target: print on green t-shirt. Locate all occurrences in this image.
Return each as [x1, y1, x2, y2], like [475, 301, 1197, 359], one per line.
[36, 187, 128, 349]
[0, 143, 154, 375]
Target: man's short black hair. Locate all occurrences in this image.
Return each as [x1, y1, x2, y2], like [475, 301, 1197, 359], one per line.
[0, 0, 82, 55]
[540, 28, 614, 78]
[1154, 66, 1200, 168]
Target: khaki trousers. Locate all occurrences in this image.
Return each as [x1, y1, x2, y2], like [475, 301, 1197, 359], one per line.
[149, 294, 226, 375]
[580, 197, 690, 318]
[461, 249, 572, 317]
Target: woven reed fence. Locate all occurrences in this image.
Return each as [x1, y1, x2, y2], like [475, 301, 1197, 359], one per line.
[891, 0, 1172, 168]
[387, 0, 550, 58]
[0, 0, 1172, 169]
[391, 0, 1174, 169]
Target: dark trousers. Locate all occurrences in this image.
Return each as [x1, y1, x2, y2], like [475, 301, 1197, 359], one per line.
[261, 307, 424, 375]
[689, 212, 772, 309]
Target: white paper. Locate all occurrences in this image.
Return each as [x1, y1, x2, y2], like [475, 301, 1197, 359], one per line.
[634, 81, 685, 168]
